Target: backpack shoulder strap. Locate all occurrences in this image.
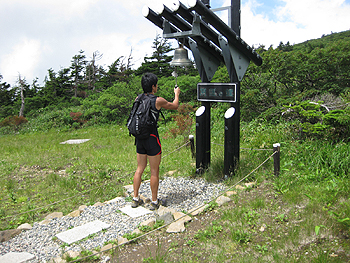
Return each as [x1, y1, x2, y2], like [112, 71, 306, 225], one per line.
[159, 110, 166, 125]
[136, 93, 145, 101]
[150, 94, 167, 125]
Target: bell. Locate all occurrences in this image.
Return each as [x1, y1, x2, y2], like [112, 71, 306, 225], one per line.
[170, 45, 192, 67]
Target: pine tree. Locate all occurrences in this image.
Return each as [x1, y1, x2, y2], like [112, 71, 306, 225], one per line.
[0, 75, 15, 119]
[70, 50, 87, 97]
[135, 34, 174, 77]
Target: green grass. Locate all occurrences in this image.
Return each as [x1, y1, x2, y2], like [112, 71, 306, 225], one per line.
[1, 118, 349, 262]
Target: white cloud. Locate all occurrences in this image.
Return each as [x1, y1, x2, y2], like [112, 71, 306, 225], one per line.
[0, 38, 42, 84]
[0, 0, 349, 86]
[81, 33, 136, 68]
[240, 0, 350, 47]
[1, 0, 100, 18]
[277, 0, 350, 34]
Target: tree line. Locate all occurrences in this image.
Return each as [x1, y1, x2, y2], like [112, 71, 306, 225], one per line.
[1, 31, 349, 141]
[0, 34, 196, 119]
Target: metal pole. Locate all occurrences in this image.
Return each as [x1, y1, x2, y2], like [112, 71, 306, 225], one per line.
[195, 106, 207, 173]
[203, 101, 211, 168]
[224, 0, 241, 176]
[230, 82, 240, 173]
[232, 0, 241, 173]
[194, 40, 211, 173]
[231, 0, 241, 36]
[224, 107, 236, 176]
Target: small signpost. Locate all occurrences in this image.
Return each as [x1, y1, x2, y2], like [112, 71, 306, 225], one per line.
[143, 0, 262, 176]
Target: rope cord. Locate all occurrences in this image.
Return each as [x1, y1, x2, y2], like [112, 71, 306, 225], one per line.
[71, 150, 278, 262]
[211, 142, 273, 151]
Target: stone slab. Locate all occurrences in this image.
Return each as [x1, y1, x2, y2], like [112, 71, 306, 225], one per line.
[0, 252, 35, 263]
[119, 205, 153, 218]
[55, 220, 110, 244]
[60, 139, 90, 144]
[216, 195, 231, 206]
[166, 221, 186, 233]
[17, 223, 32, 230]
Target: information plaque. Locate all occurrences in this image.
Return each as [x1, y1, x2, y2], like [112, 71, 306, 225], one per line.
[197, 83, 237, 103]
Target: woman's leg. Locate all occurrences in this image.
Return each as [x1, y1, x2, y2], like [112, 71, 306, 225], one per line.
[133, 153, 147, 198]
[148, 154, 161, 202]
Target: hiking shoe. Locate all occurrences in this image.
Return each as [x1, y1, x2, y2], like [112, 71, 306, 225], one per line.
[149, 198, 167, 210]
[131, 198, 144, 208]
[149, 200, 160, 210]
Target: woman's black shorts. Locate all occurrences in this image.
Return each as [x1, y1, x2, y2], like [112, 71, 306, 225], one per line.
[135, 132, 162, 156]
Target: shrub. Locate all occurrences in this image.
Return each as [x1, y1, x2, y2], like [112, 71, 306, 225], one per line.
[165, 103, 195, 142]
[23, 107, 80, 132]
[70, 112, 86, 128]
[282, 100, 350, 141]
[0, 116, 28, 131]
[323, 109, 350, 141]
[82, 80, 141, 124]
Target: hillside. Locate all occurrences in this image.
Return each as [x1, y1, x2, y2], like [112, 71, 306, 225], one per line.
[293, 30, 350, 51]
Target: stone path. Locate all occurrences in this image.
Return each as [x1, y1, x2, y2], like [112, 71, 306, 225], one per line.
[119, 205, 153, 218]
[0, 252, 34, 263]
[0, 151, 242, 263]
[55, 220, 110, 245]
[0, 185, 239, 263]
[0, 204, 154, 263]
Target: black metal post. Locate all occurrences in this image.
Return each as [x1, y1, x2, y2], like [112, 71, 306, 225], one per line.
[224, 107, 236, 175]
[230, 82, 240, 173]
[195, 105, 208, 173]
[222, 0, 241, 176]
[202, 101, 211, 168]
[231, 0, 241, 36]
[188, 0, 262, 66]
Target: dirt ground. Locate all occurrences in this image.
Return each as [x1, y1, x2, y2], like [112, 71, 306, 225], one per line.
[110, 206, 218, 263]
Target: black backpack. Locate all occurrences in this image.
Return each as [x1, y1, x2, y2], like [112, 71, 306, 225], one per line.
[127, 93, 158, 140]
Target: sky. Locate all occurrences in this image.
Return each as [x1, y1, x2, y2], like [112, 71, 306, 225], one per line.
[0, 0, 349, 87]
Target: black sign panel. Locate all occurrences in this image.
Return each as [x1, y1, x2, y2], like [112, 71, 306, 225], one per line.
[197, 83, 237, 102]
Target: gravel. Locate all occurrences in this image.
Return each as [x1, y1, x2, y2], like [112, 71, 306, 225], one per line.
[0, 176, 227, 262]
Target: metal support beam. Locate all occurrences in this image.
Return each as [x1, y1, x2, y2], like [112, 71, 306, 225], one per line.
[143, 6, 190, 49]
[188, 0, 262, 66]
[201, 0, 210, 8]
[162, 9, 224, 65]
[189, 39, 220, 82]
[172, 2, 221, 48]
[219, 36, 250, 81]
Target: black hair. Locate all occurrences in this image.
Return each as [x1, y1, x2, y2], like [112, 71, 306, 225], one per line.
[141, 73, 158, 93]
